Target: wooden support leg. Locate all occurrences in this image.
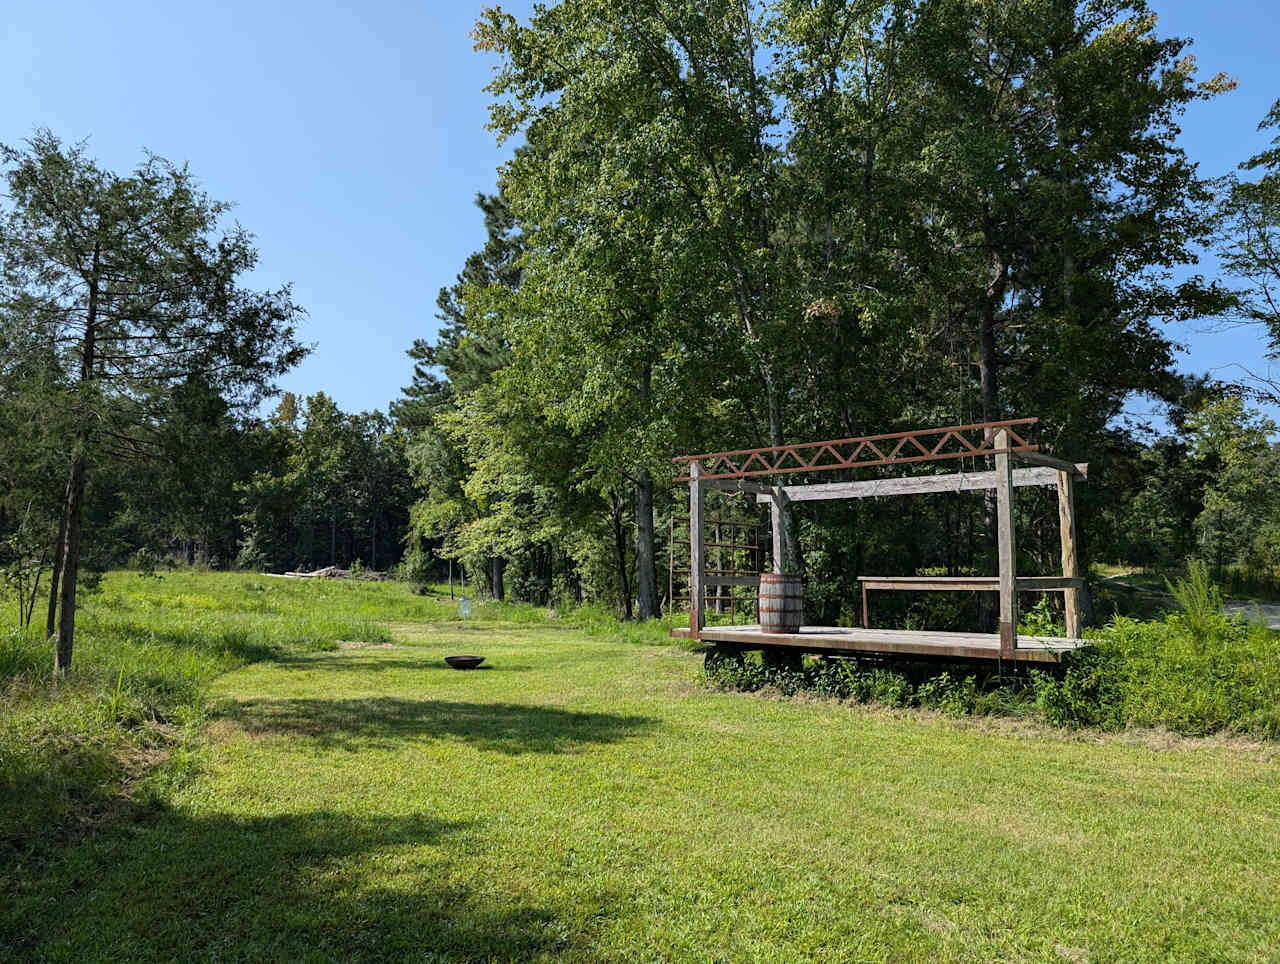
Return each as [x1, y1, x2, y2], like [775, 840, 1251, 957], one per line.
[689, 463, 705, 638]
[995, 430, 1018, 657]
[769, 487, 790, 575]
[762, 646, 804, 673]
[704, 643, 745, 674]
[1057, 470, 1082, 639]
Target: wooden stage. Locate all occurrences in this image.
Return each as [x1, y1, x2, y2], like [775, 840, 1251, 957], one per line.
[670, 624, 1087, 663]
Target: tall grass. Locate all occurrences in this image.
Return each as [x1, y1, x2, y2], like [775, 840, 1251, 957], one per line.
[2, 571, 680, 858]
[0, 572, 447, 858]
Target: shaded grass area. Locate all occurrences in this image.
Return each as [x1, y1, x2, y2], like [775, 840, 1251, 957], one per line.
[3, 619, 1279, 961]
[0, 572, 674, 862]
[218, 696, 655, 754]
[1, 572, 439, 858]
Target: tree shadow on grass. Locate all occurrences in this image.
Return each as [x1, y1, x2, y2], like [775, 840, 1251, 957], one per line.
[278, 655, 538, 674]
[218, 697, 657, 754]
[88, 616, 283, 663]
[2, 807, 582, 962]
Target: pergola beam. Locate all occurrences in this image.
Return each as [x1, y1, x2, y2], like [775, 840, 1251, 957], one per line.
[1014, 450, 1088, 478]
[674, 418, 1039, 482]
[700, 478, 775, 495]
[754, 464, 1088, 503]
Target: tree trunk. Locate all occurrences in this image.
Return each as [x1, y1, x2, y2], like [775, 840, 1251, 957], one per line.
[977, 308, 1000, 427]
[55, 452, 87, 673]
[45, 492, 68, 639]
[765, 374, 802, 573]
[976, 247, 1008, 633]
[613, 495, 633, 620]
[55, 245, 98, 672]
[330, 515, 336, 567]
[634, 466, 659, 620]
[491, 556, 505, 601]
[633, 367, 660, 621]
[25, 563, 42, 628]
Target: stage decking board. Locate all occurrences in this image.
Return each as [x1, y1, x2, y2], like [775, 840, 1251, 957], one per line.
[670, 624, 1085, 663]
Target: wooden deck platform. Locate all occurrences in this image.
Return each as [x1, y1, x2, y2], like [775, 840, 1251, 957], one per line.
[670, 624, 1087, 663]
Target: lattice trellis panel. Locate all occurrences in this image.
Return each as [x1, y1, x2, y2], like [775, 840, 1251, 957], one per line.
[673, 418, 1039, 482]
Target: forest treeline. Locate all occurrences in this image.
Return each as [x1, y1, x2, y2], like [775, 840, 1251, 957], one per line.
[4, 1, 1280, 669]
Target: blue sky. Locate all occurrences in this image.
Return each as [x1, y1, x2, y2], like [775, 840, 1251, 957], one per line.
[3, 0, 1277, 421]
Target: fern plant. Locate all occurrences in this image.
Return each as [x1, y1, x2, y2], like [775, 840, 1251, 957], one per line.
[1166, 559, 1225, 644]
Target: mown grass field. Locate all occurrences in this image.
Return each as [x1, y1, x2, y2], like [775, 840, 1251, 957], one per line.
[3, 572, 1279, 961]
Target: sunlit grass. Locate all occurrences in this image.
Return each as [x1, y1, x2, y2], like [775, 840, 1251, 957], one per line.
[3, 571, 1279, 960]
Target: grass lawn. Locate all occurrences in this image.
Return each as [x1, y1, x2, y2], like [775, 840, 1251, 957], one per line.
[3, 574, 1279, 961]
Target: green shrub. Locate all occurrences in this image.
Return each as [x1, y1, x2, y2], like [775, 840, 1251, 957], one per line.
[1031, 612, 1280, 737]
[1031, 645, 1126, 730]
[702, 653, 980, 713]
[917, 672, 981, 717]
[1166, 559, 1226, 644]
[1019, 596, 1065, 637]
[129, 547, 165, 578]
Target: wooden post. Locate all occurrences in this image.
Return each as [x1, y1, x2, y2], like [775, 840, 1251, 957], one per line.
[770, 486, 790, 575]
[689, 462, 705, 637]
[994, 429, 1017, 656]
[1057, 470, 1082, 639]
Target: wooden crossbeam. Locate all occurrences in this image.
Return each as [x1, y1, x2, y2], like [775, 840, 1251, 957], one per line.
[698, 479, 775, 494]
[1014, 450, 1088, 478]
[753, 464, 1087, 503]
[673, 418, 1040, 481]
[856, 575, 1085, 591]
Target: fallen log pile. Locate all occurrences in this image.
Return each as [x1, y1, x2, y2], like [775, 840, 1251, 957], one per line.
[278, 566, 392, 581]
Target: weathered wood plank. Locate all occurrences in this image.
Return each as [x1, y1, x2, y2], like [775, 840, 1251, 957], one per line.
[1017, 575, 1085, 591]
[995, 429, 1018, 656]
[1058, 470, 1083, 638]
[753, 464, 1088, 503]
[689, 463, 704, 637]
[856, 575, 1083, 592]
[696, 573, 761, 587]
[700, 478, 775, 494]
[859, 575, 999, 587]
[678, 624, 1078, 663]
[1015, 450, 1089, 478]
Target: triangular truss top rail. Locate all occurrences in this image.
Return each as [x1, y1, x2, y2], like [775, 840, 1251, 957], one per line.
[673, 418, 1039, 482]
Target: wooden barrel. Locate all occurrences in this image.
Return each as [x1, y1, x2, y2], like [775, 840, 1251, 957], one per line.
[758, 573, 803, 633]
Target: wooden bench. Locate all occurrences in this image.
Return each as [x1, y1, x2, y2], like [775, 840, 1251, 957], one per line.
[858, 575, 1084, 628]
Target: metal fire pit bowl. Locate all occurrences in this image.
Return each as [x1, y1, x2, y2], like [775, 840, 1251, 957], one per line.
[445, 655, 486, 670]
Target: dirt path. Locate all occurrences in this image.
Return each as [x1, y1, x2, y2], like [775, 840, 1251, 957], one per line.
[1102, 578, 1280, 629]
[1224, 600, 1280, 628]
